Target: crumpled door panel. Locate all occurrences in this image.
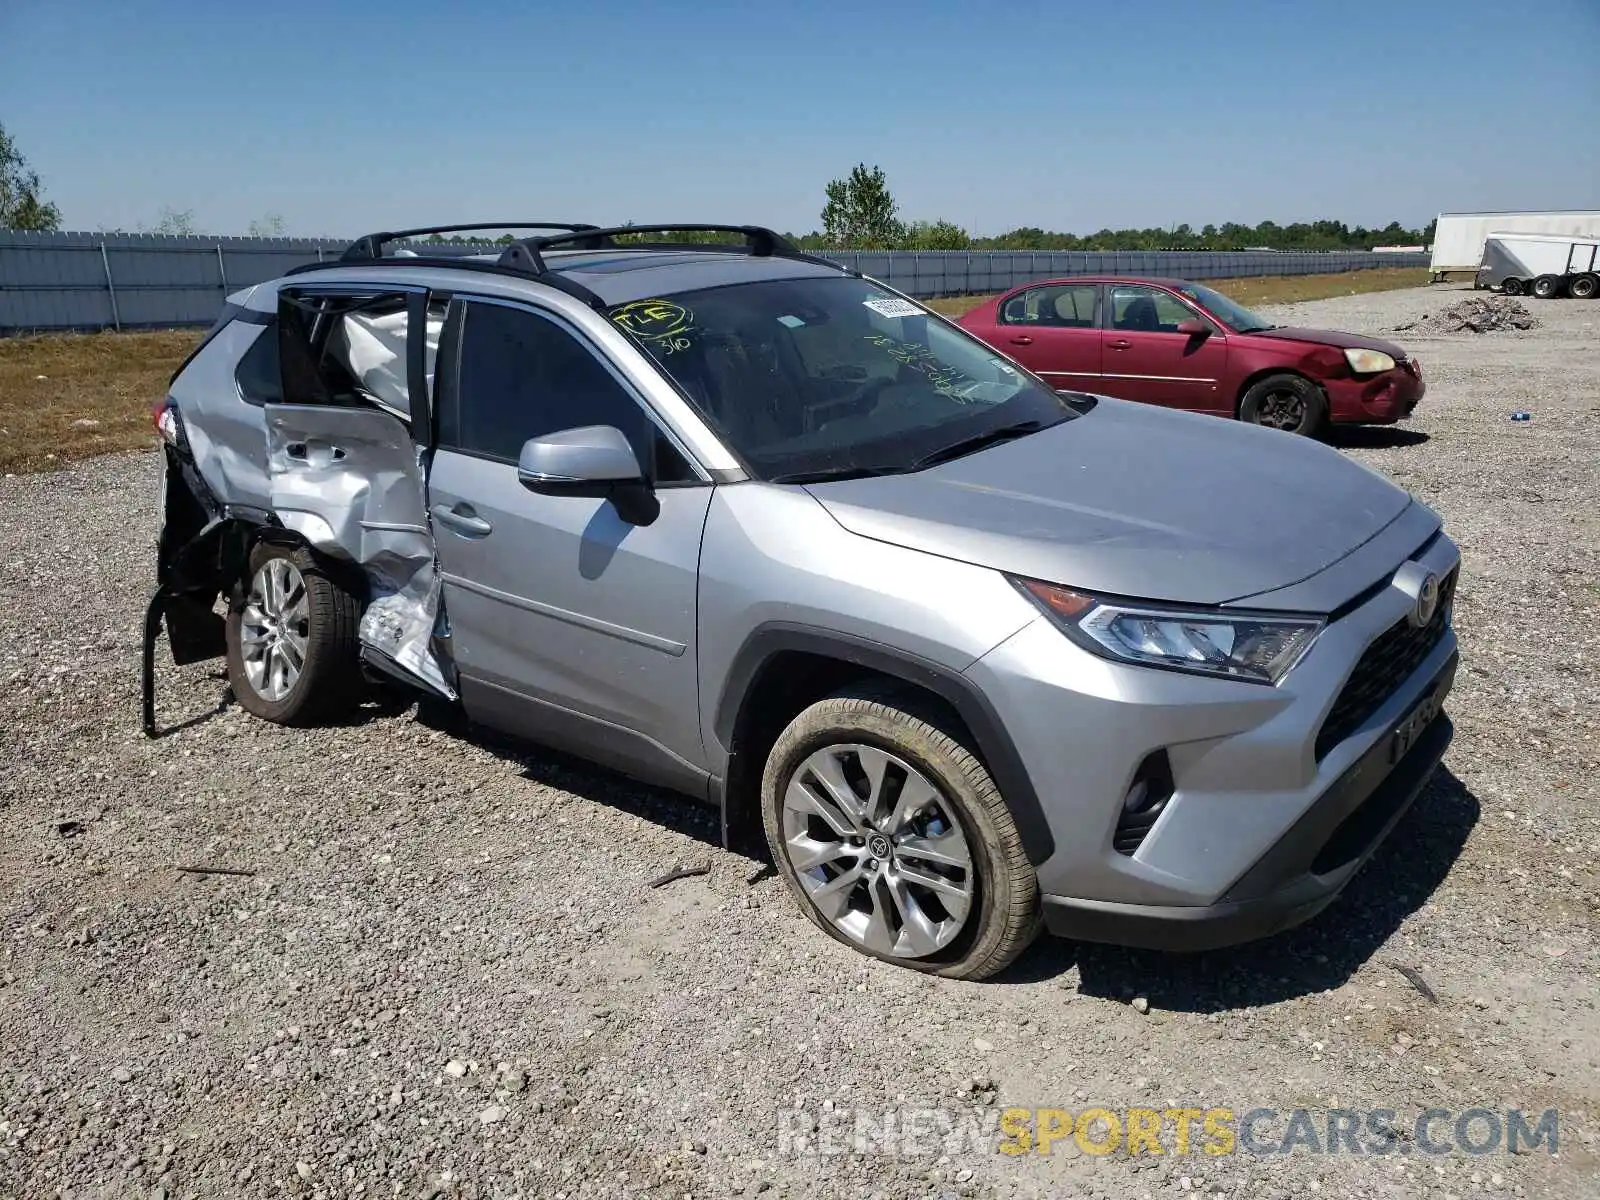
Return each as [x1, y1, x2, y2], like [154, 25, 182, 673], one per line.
[263, 403, 454, 699]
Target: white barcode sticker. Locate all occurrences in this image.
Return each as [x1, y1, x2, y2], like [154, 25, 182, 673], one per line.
[862, 297, 923, 319]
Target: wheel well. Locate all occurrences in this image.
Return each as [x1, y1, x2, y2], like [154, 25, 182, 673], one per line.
[1234, 367, 1321, 417]
[720, 651, 975, 854]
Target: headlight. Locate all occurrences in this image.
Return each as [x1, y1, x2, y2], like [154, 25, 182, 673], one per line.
[1344, 347, 1396, 374]
[1014, 579, 1323, 684]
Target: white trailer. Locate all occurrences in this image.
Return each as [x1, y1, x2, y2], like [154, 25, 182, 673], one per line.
[1430, 210, 1600, 280]
[1478, 233, 1600, 298]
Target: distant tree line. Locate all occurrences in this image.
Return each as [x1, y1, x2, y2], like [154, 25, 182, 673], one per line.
[797, 163, 1435, 252]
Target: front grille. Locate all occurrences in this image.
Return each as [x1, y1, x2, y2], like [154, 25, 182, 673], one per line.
[1314, 570, 1455, 761]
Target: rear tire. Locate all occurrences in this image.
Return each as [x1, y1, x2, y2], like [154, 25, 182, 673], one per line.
[1238, 373, 1328, 437]
[760, 684, 1040, 981]
[1568, 273, 1598, 300]
[1500, 278, 1524, 296]
[225, 542, 363, 725]
[1531, 275, 1563, 299]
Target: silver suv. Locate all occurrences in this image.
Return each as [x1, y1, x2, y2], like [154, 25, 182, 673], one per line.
[147, 223, 1460, 980]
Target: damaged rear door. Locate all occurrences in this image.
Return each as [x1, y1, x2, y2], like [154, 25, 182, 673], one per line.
[265, 285, 453, 697]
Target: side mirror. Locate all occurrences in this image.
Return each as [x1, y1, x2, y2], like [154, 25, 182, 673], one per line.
[517, 424, 644, 493]
[517, 425, 658, 524]
[1175, 318, 1211, 338]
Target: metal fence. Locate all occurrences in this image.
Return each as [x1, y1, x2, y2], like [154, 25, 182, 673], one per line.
[0, 231, 1429, 333]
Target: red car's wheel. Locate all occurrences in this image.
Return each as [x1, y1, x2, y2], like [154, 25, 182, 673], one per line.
[1238, 374, 1327, 437]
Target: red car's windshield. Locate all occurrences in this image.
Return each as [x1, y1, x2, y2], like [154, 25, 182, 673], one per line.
[1175, 283, 1279, 334]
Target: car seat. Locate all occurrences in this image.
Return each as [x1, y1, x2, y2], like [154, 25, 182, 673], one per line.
[1120, 296, 1160, 332]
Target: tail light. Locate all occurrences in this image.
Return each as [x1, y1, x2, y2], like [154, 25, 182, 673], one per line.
[152, 398, 181, 445]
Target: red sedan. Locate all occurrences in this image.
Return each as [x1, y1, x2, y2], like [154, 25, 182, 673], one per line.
[957, 276, 1424, 436]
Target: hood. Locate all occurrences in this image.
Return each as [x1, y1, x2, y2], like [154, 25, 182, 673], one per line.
[805, 400, 1413, 607]
[1253, 326, 1410, 359]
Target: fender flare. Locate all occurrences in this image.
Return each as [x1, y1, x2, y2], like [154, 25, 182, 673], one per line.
[713, 623, 1056, 866]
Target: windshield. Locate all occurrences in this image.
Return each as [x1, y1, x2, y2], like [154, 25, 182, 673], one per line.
[610, 276, 1077, 482]
[1175, 283, 1277, 334]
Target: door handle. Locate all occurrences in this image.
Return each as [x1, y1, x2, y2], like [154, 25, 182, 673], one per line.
[1108, 339, 1132, 350]
[284, 441, 347, 465]
[431, 503, 493, 538]
[1009, 336, 1034, 346]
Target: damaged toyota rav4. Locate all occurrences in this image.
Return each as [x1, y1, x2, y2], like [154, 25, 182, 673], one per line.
[148, 222, 1460, 980]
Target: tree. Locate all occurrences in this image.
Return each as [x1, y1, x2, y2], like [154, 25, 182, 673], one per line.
[821, 164, 902, 250]
[0, 121, 63, 231]
[247, 213, 287, 237]
[904, 219, 970, 251]
[151, 207, 196, 235]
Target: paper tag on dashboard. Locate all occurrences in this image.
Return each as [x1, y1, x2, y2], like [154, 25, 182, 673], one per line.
[862, 297, 923, 319]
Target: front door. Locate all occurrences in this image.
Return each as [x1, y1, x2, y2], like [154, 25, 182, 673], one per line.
[426, 297, 714, 795]
[1100, 284, 1230, 414]
[993, 283, 1102, 391]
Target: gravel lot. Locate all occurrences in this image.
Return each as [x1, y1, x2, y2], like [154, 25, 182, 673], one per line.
[1, 285, 1596, 1200]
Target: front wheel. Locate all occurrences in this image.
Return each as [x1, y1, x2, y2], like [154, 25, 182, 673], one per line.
[1531, 275, 1564, 299]
[225, 542, 363, 725]
[1238, 373, 1328, 437]
[1568, 273, 1598, 300]
[761, 686, 1039, 980]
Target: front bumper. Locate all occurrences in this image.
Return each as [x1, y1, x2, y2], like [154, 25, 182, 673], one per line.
[1325, 363, 1425, 424]
[1041, 664, 1453, 950]
[962, 519, 1460, 941]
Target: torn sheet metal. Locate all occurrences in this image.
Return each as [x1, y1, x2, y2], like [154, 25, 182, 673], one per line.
[263, 404, 455, 699]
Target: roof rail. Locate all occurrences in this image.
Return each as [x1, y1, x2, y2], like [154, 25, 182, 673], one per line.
[340, 222, 600, 262]
[497, 224, 812, 273]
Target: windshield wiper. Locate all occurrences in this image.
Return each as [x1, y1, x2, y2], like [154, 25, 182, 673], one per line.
[1237, 323, 1280, 333]
[911, 420, 1044, 469]
[770, 464, 907, 484]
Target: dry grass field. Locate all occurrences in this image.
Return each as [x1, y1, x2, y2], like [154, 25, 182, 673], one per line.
[0, 329, 199, 473]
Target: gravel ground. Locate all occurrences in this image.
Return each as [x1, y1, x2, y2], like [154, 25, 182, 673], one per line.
[1, 285, 1596, 1200]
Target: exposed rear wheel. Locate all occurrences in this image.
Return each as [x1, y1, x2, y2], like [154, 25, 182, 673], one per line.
[1238, 373, 1328, 437]
[1531, 275, 1563, 299]
[225, 542, 363, 725]
[1568, 273, 1598, 300]
[761, 685, 1039, 980]
[1500, 277, 1524, 296]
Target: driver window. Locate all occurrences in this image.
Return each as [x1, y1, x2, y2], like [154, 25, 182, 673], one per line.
[446, 301, 695, 483]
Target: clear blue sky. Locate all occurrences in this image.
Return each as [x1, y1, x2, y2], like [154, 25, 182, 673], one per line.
[2, 0, 1596, 238]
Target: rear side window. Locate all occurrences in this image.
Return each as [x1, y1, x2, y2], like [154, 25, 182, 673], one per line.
[447, 300, 695, 483]
[235, 319, 282, 405]
[1000, 284, 1098, 328]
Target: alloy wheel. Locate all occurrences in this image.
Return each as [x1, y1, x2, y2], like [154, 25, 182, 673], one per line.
[239, 557, 310, 702]
[1257, 389, 1306, 431]
[780, 743, 975, 959]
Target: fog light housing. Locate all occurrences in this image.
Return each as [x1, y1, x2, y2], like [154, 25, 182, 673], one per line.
[1113, 750, 1174, 856]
